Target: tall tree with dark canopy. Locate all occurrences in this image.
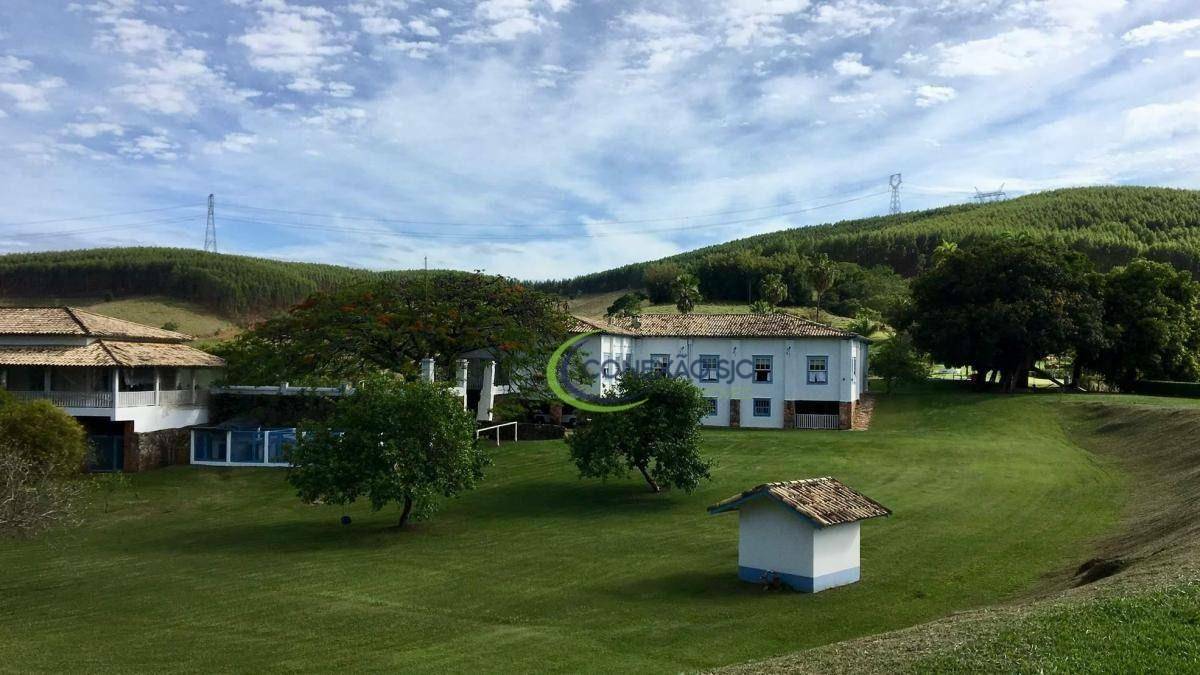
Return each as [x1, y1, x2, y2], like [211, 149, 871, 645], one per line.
[217, 272, 571, 391]
[1087, 259, 1200, 389]
[671, 273, 702, 315]
[567, 372, 712, 493]
[289, 377, 486, 528]
[901, 236, 1105, 392]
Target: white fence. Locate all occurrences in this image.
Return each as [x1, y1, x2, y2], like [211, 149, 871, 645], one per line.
[476, 421, 518, 446]
[117, 390, 157, 408]
[795, 414, 840, 430]
[7, 390, 113, 408]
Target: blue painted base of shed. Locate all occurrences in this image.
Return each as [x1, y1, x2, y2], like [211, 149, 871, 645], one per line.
[738, 565, 860, 592]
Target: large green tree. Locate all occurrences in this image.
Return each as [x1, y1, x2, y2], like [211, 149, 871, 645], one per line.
[1088, 259, 1200, 389]
[870, 333, 929, 393]
[290, 377, 486, 528]
[642, 262, 684, 304]
[567, 372, 712, 493]
[902, 236, 1105, 391]
[217, 272, 571, 391]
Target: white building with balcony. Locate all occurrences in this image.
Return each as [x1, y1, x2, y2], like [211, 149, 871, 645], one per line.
[0, 307, 225, 471]
[568, 313, 869, 430]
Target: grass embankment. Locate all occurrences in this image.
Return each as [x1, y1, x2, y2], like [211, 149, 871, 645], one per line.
[723, 398, 1200, 674]
[567, 290, 858, 330]
[0, 386, 1120, 672]
[0, 295, 241, 346]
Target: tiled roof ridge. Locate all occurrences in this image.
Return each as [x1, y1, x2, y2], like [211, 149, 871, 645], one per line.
[63, 307, 91, 335]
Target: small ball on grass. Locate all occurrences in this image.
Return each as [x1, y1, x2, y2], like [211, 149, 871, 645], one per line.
[340, 515, 352, 526]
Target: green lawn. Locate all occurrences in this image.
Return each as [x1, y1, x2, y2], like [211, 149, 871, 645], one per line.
[0, 386, 1123, 673]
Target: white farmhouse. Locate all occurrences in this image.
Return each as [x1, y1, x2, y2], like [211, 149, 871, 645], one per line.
[0, 307, 224, 472]
[569, 313, 869, 429]
[708, 477, 890, 592]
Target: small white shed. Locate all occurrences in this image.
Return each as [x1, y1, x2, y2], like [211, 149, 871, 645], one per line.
[708, 477, 890, 592]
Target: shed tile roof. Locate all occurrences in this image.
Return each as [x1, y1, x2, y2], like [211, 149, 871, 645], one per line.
[708, 477, 890, 527]
[571, 313, 859, 339]
[0, 341, 224, 368]
[0, 307, 192, 341]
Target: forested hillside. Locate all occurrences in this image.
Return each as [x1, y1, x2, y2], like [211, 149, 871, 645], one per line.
[0, 248, 376, 317]
[542, 186, 1200, 298]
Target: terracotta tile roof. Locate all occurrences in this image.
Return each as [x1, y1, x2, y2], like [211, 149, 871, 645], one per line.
[0, 341, 224, 368]
[568, 315, 638, 336]
[708, 477, 890, 527]
[0, 307, 192, 341]
[573, 313, 858, 339]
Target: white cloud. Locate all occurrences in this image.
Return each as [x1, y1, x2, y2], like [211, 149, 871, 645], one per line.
[286, 76, 324, 93]
[327, 81, 355, 97]
[1122, 18, 1200, 46]
[97, 17, 173, 53]
[934, 27, 1078, 76]
[722, 0, 809, 49]
[832, 52, 871, 77]
[1186, 49, 1200, 58]
[0, 77, 65, 112]
[203, 132, 261, 154]
[117, 131, 180, 161]
[236, 0, 352, 84]
[63, 121, 125, 138]
[408, 19, 440, 38]
[0, 56, 32, 76]
[1125, 96, 1200, 141]
[302, 105, 367, 126]
[115, 48, 246, 115]
[914, 84, 956, 107]
[456, 0, 565, 44]
[828, 92, 875, 104]
[388, 39, 443, 59]
[811, 0, 896, 37]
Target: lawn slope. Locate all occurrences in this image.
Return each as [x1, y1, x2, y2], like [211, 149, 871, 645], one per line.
[0, 386, 1122, 673]
[719, 399, 1200, 674]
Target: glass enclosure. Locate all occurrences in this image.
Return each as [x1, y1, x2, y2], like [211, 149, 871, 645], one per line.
[191, 427, 297, 466]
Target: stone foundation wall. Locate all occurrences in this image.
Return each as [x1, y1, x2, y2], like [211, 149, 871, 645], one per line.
[122, 428, 191, 473]
[838, 402, 855, 431]
[783, 401, 796, 430]
[729, 399, 741, 428]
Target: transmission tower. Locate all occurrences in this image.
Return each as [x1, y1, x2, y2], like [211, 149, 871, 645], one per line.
[204, 193, 217, 253]
[973, 183, 1007, 204]
[889, 173, 902, 215]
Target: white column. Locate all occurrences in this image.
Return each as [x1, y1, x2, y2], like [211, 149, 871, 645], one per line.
[420, 358, 436, 383]
[153, 368, 160, 406]
[226, 430, 233, 464]
[455, 359, 469, 409]
[112, 367, 120, 412]
[477, 360, 496, 422]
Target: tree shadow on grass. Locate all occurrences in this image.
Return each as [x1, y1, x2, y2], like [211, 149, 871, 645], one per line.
[605, 569, 790, 602]
[472, 480, 682, 521]
[103, 517, 417, 556]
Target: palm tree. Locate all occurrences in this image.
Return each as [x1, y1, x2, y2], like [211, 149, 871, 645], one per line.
[671, 273, 702, 314]
[806, 254, 838, 320]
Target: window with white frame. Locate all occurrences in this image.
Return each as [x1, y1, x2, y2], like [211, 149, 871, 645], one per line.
[699, 354, 719, 382]
[753, 355, 772, 383]
[807, 356, 828, 384]
[704, 397, 718, 417]
[753, 398, 771, 417]
[650, 354, 670, 376]
[602, 352, 616, 378]
[852, 356, 857, 383]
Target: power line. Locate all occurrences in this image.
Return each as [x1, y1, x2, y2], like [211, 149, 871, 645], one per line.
[0, 203, 203, 228]
[3, 216, 199, 241]
[220, 187, 879, 230]
[214, 191, 889, 241]
[889, 173, 902, 215]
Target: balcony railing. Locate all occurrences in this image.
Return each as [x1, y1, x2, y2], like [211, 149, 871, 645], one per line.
[7, 390, 114, 408]
[5, 388, 209, 409]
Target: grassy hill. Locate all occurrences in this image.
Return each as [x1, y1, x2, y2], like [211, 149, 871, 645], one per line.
[546, 186, 1200, 297]
[0, 295, 241, 346]
[0, 247, 377, 319]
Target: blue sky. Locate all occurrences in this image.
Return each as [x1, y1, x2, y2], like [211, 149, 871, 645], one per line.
[1, 1, 1198, 279]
